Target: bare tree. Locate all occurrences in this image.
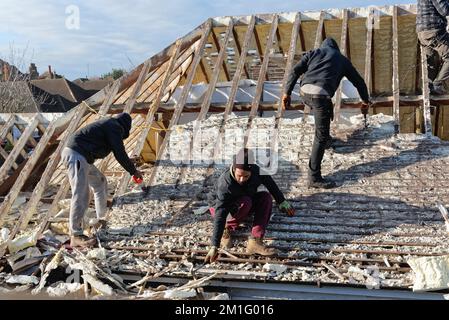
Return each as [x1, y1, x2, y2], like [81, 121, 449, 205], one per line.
[0, 44, 54, 113]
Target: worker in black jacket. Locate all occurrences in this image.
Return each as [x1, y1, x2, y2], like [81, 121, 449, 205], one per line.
[282, 37, 370, 189]
[417, 0, 449, 95]
[204, 149, 295, 263]
[61, 112, 143, 247]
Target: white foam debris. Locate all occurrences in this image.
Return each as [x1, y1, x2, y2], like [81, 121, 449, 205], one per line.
[7, 231, 38, 254]
[0, 228, 10, 244]
[6, 275, 39, 285]
[86, 248, 107, 261]
[262, 263, 288, 275]
[407, 255, 449, 292]
[46, 283, 83, 297]
[210, 293, 230, 300]
[82, 274, 114, 296]
[163, 289, 197, 299]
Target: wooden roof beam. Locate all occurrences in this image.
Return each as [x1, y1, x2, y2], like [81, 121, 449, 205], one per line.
[392, 6, 400, 134]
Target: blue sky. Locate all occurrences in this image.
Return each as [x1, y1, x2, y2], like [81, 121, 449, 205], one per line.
[0, 0, 414, 80]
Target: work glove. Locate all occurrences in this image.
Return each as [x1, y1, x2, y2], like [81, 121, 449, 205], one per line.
[132, 170, 144, 183]
[282, 94, 291, 109]
[204, 246, 219, 263]
[279, 200, 295, 217]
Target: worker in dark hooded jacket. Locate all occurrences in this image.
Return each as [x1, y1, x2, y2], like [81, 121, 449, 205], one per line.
[61, 113, 143, 247]
[282, 37, 370, 189]
[204, 148, 295, 263]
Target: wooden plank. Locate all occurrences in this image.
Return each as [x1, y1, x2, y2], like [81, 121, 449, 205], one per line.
[143, 20, 213, 193]
[6, 132, 29, 161]
[123, 60, 152, 114]
[364, 9, 374, 95]
[135, 65, 168, 102]
[321, 261, 346, 281]
[268, 13, 303, 171]
[277, 13, 301, 117]
[333, 9, 349, 126]
[0, 148, 15, 168]
[15, 104, 88, 231]
[0, 115, 16, 166]
[98, 80, 121, 116]
[15, 123, 39, 148]
[392, 6, 400, 134]
[0, 119, 57, 226]
[421, 45, 433, 135]
[0, 115, 15, 144]
[0, 117, 39, 184]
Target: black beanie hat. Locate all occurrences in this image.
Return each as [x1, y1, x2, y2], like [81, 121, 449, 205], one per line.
[233, 148, 254, 171]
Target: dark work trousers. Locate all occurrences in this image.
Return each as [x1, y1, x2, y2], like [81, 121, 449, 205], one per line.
[418, 28, 449, 87]
[209, 191, 273, 238]
[301, 92, 333, 181]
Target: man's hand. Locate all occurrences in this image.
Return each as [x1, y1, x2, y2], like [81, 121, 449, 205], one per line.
[361, 99, 371, 114]
[282, 94, 291, 110]
[204, 246, 219, 263]
[279, 200, 295, 217]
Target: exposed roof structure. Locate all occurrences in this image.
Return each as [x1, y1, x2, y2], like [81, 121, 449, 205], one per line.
[1, 3, 449, 299]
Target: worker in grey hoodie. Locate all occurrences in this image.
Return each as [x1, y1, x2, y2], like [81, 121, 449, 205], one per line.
[62, 112, 143, 247]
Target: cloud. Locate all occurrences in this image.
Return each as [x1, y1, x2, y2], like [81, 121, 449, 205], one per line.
[0, 0, 413, 79]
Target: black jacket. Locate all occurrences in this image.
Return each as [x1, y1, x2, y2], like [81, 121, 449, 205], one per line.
[284, 38, 369, 103]
[66, 113, 137, 175]
[211, 165, 286, 247]
[417, 0, 449, 32]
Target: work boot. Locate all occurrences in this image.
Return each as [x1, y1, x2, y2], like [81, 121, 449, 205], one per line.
[70, 235, 97, 248]
[308, 177, 337, 189]
[246, 237, 277, 256]
[221, 227, 233, 249]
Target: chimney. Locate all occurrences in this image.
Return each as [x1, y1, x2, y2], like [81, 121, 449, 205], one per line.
[29, 63, 39, 80]
[3, 64, 10, 81]
[48, 65, 53, 79]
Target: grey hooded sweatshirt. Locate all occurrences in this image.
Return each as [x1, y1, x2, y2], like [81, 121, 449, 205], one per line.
[284, 37, 369, 103]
